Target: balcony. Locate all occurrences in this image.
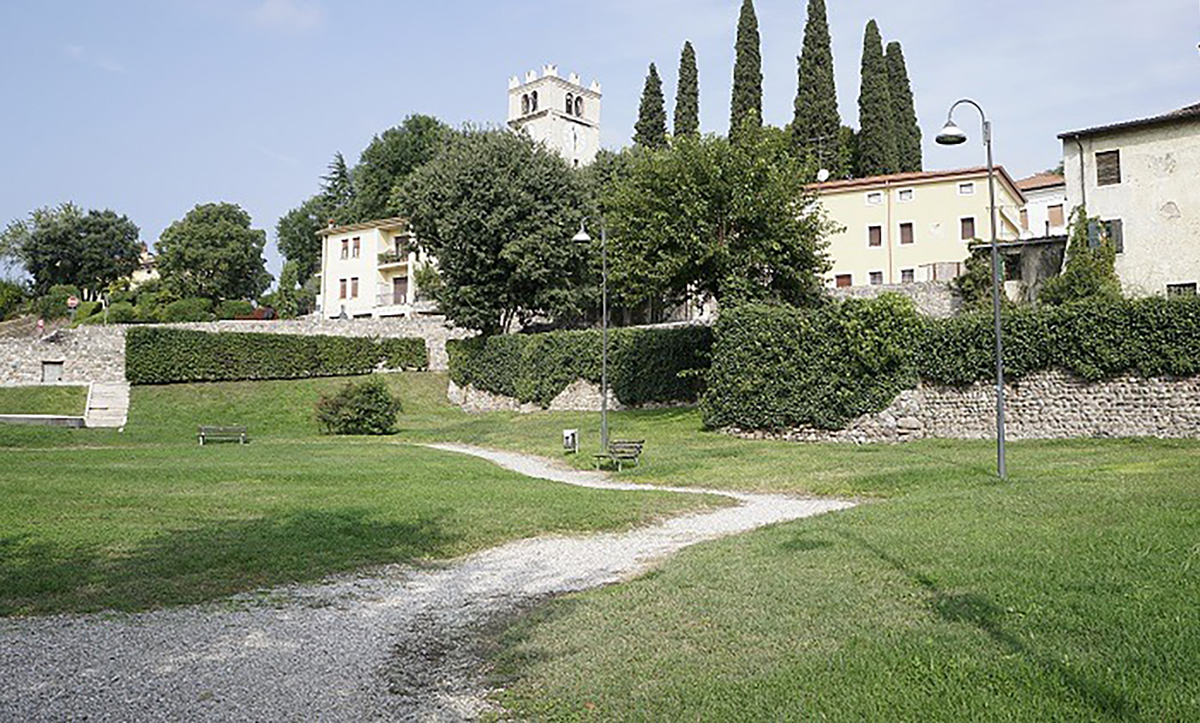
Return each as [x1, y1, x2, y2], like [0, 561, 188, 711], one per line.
[377, 251, 408, 269]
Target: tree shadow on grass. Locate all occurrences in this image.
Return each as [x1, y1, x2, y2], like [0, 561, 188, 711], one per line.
[0, 509, 458, 617]
[835, 529, 1134, 720]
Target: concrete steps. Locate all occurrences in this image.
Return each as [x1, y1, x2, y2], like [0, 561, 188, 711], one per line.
[85, 382, 130, 429]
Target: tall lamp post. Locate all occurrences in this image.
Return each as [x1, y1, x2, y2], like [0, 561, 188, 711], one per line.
[573, 220, 609, 451]
[936, 98, 1007, 479]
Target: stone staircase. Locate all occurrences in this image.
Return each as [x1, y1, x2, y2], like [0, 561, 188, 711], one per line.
[85, 382, 130, 429]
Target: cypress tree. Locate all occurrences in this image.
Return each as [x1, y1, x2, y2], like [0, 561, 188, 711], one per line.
[634, 63, 667, 149]
[886, 41, 922, 172]
[792, 0, 841, 168]
[674, 41, 700, 138]
[855, 19, 898, 177]
[730, 0, 762, 140]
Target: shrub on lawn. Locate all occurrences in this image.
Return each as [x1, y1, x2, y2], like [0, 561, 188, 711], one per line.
[315, 376, 402, 435]
[447, 325, 712, 408]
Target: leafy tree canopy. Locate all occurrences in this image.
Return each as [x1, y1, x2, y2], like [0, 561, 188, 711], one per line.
[792, 0, 841, 169]
[349, 114, 448, 222]
[2, 203, 141, 296]
[855, 19, 898, 177]
[605, 123, 833, 310]
[275, 195, 329, 285]
[395, 127, 590, 335]
[885, 41, 922, 173]
[158, 203, 271, 302]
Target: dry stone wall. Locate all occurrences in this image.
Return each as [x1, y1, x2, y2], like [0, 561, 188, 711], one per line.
[448, 379, 625, 414]
[736, 369, 1200, 443]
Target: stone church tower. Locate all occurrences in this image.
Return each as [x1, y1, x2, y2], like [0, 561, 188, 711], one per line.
[508, 65, 601, 167]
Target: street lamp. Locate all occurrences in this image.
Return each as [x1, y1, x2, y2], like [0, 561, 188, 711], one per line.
[573, 219, 609, 451]
[936, 98, 1007, 479]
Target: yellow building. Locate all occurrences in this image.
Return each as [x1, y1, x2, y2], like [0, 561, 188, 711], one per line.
[814, 167, 1026, 288]
[316, 217, 433, 319]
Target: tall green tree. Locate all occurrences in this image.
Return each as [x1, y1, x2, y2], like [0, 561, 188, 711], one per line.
[158, 203, 271, 301]
[320, 152, 355, 222]
[634, 63, 668, 149]
[730, 0, 763, 140]
[886, 41, 922, 173]
[2, 204, 141, 296]
[855, 19, 898, 177]
[1039, 207, 1122, 305]
[792, 0, 841, 170]
[605, 127, 832, 309]
[348, 114, 447, 222]
[674, 41, 700, 138]
[275, 195, 328, 285]
[395, 128, 590, 335]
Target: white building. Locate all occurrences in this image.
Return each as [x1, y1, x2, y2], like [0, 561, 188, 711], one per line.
[508, 64, 601, 167]
[1016, 173, 1068, 238]
[315, 217, 434, 319]
[1060, 102, 1200, 296]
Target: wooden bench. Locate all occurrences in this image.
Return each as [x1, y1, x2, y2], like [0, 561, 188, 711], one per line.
[198, 425, 248, 445]
[593, 440, 645, 471]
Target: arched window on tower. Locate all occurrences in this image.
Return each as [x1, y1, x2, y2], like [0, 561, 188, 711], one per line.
[575, 96, 584, 117]
[565, 93, 574, 114]
[531, 91, 539, 112]
[521, 94, 530, 115]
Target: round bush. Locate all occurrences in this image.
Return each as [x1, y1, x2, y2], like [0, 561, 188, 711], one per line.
[315, 377, 402, 435]
[161, 297, 214, 323]
[216, 300, 255, 320]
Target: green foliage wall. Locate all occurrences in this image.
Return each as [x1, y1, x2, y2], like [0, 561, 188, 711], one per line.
[126, 328, 427, 384]
[702, 295, 1200, 431]
[448, 326, 712, 408]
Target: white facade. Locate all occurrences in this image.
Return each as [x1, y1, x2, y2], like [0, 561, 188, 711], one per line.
[508, 64, 601, 167]
[1061, 104, 1200, 296]
[1016, 175, 1068, 238]
[315, 217, 434, 319]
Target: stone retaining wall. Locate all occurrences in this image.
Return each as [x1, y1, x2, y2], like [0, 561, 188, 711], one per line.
[829, 281, 962, 318]
[1, 327, 126, 385]
[447, 379, 625, 414]
[735, 369, 1200, 443]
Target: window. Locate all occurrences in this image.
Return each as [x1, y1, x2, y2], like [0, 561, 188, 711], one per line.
[835, 274, 852, 288]
[868, 225, 883, 247]
[339, 279, 347, 299]
[1020, 209, 1029, 230]
[899, 222, 914, 245]
[897, 188, 914, 202]
[530, 90, 539, 112]
[575, 96, 584, 117]
[340, 240, 349, 259]
[958, 182, 976, 196]
[1104, 219, 1124, 253]
[961, 217, 976, 241]
[866, 191, 883, 206]
[565, 93, 574, 114]
[351, 237, 360, 258]
[901, 269, 915, 284]
[350, 277, 359, 299]
[1048, 204, 1065, 227]
[1167, 282, 1198, 296]
[1096, 150, 1121, 186]
[522, 94, 530, 115]
[869, 271, 883, 286]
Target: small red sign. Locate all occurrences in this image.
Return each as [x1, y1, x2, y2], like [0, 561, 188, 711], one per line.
[67, 296, 79, 309]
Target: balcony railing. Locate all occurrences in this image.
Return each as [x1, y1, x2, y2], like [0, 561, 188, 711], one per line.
[378, 252, 408, 266]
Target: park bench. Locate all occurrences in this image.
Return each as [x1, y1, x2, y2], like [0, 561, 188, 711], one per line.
[593, 440, 645, 471]
[197, 425, 249, 445]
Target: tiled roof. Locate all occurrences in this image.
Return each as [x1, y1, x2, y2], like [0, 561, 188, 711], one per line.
[811, 166, 1025, 202]
[1016, 173, 1065, 191]
[317, 216, 409, 237]
[1058, 102, 1200, 139]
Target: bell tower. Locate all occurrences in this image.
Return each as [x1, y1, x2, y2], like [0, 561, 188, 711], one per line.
[508, 64, 602, 167]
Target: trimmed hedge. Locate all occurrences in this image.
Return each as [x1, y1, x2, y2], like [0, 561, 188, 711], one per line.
[380, 337, 428, 371]
[126, 327, 428, 384]
[702, 294, 1200, 431]
[447, 325, 712, 408]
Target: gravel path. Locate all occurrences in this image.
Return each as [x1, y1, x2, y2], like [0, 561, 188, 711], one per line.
[0, 444, 853, 722]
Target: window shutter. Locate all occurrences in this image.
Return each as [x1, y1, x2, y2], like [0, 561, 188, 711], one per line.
[1087, 221, 1101, 248]
[1107, 219, 1124, 253]
[1096, 150, 1121, 186]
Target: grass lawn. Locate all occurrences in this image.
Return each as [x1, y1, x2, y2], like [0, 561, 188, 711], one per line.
[0, 374, 722, 616]
[489, 437, 1200, 721]
[0, 385, 88, 416]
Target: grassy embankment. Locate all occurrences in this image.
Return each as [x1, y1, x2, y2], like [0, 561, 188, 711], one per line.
[0, 385, 88, 416]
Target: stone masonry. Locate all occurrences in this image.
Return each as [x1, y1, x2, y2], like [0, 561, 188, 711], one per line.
[829, 281, 962, 318]
[736, 369, 1200, 443]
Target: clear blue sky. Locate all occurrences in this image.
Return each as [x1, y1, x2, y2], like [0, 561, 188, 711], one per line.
[2, 0, 1197, 281]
